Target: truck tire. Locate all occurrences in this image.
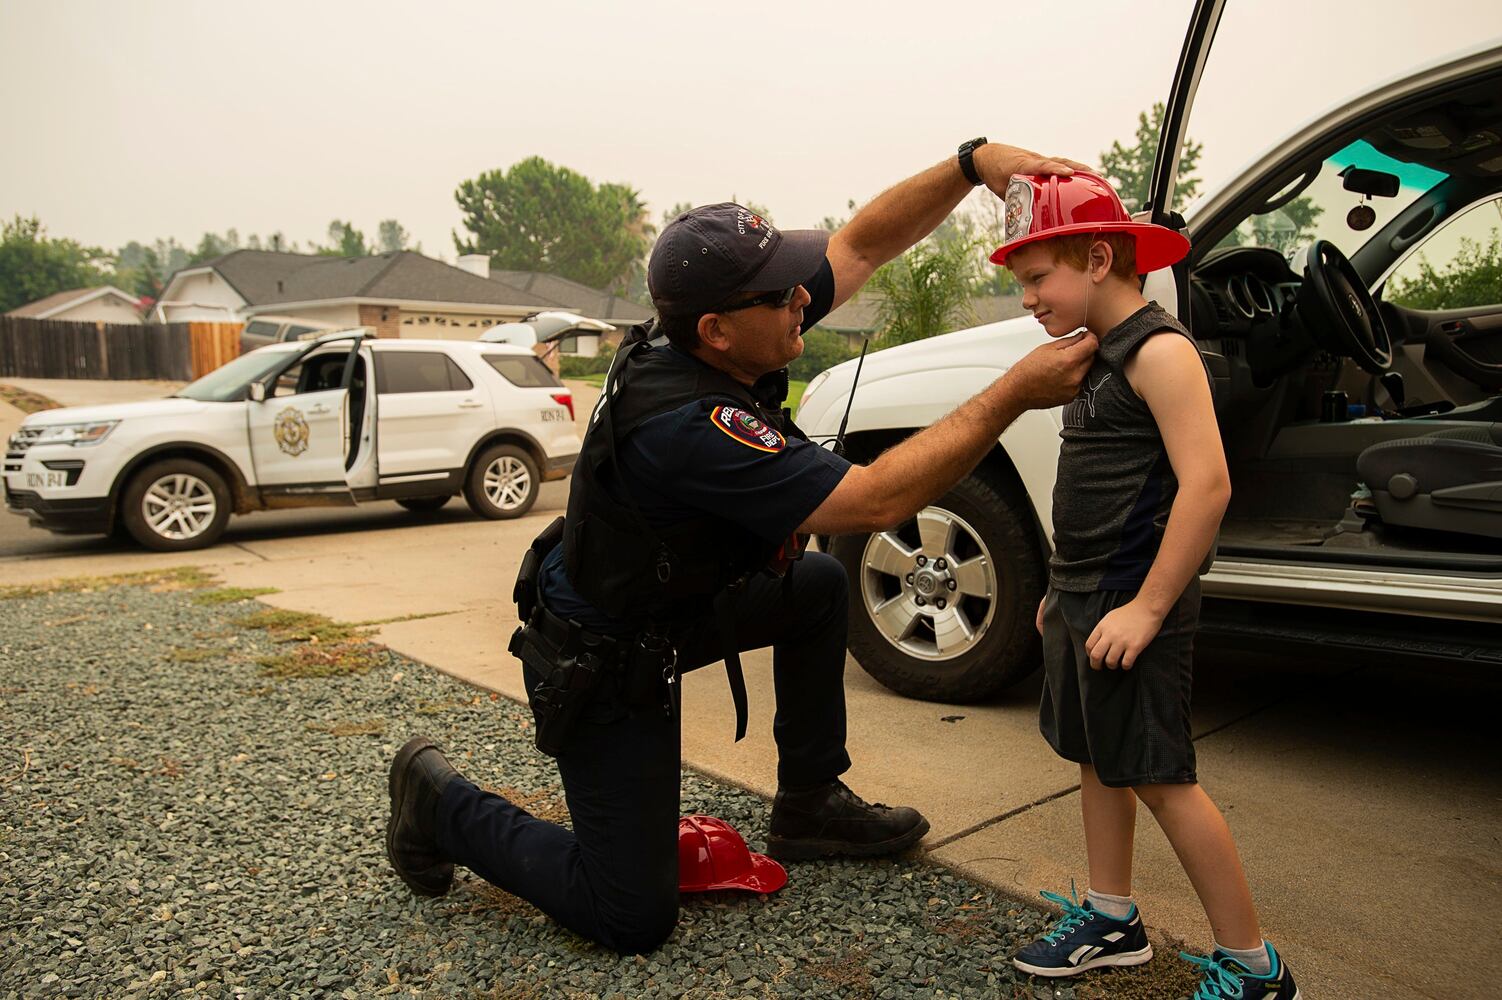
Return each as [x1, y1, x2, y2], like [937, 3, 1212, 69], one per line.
[396, 495, 451, 513]
[830, 462, 1045, 702]
[120, 458, 232, 552]
[464, 444, 539, 520]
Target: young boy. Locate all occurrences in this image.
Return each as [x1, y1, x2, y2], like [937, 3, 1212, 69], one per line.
[991, 172, 1299, 999]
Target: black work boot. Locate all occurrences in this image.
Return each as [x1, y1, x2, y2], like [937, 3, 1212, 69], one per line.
[386, 737, 459, 896]
[766, 780, 930, 861]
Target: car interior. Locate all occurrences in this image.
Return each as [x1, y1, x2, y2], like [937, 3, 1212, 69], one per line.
[1185, 76, 1502, 570]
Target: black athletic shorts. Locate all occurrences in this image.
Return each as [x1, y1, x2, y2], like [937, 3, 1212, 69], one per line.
[1038, 581, 1200, 788]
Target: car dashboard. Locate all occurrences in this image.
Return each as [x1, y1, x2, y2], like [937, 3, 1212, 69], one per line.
[1189, 245, 1313, 387]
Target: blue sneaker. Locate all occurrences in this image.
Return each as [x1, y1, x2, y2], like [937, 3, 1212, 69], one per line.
[1182, 942, 1301, 999]
[1012, 882, 1154, 978]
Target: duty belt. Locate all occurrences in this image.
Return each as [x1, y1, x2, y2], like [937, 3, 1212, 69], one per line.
[528, 604, 632, 666]
[523, 600, 745, 740]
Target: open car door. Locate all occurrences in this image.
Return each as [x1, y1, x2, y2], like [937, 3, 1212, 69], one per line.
[1142, 0, 1227, 320]
[246, 335, 361, 504]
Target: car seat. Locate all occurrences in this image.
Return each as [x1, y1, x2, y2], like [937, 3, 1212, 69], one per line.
[1356, 424, 1502, 539]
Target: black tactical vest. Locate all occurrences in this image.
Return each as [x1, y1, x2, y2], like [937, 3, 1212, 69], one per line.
[562, 322, 804, 626]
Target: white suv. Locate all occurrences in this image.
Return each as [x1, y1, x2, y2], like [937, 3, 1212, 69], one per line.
[799, 5, 1502, 701]
[4, 330, 580, 551]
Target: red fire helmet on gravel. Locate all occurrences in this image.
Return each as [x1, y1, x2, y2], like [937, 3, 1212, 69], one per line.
[988, 170, 1190, 274]
[678, 815, 787, 894]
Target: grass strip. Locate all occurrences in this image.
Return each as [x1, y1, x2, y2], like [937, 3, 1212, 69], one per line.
[0, 383, 63, 414]
[0, 566, 216, 601]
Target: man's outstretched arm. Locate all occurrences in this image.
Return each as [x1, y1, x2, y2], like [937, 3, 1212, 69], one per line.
[799, 332, 1097, 536]
[825, 143, 1091, 310]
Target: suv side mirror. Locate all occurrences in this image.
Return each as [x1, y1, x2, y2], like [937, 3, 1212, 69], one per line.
[248, 382, 266, 403]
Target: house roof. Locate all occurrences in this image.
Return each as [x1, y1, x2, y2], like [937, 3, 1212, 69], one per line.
[7, 285, 140, 319]
[194, 250, 561, 309]
[490, 270, 653, 324]
[817, 293, 1028, 334]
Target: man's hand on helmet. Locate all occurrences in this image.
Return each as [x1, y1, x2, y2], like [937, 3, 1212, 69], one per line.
[975, 144, 1095, 198]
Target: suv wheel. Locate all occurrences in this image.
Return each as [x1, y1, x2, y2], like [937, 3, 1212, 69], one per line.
[120, 458, 231, 552]
[830, 463, 1045, 702]
[464, 444, 539, 519]
[396, 495, 451, 513]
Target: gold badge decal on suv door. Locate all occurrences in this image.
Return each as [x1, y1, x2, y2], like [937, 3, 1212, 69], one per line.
[274, 406, 310, 457]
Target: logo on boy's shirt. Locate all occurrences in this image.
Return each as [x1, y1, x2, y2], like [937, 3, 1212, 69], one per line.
[1061, 373, 1111, 429]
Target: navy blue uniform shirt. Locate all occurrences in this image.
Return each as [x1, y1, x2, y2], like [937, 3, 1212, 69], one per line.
[539, 259, 849, 633]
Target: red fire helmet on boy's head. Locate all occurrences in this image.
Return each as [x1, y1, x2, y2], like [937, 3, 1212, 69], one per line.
[988, 171, 1190, 274]
[677, 815, 787, 894]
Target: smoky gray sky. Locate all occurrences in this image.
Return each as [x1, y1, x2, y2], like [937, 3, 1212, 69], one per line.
[2, 0, 1499, 260]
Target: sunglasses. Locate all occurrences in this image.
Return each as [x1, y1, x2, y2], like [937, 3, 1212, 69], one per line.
[717, 286, 798, 313]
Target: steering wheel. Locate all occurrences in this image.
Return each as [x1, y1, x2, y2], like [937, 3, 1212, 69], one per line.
[1298, 239, 1392, 374]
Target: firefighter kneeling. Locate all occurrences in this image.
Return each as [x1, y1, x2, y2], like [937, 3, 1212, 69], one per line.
[384, 139, 1095, 954]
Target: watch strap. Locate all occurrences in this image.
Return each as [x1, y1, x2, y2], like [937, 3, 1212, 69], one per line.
[958, 136, 987, 186]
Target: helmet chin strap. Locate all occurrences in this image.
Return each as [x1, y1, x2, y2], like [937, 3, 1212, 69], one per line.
[1075, 239, 1098, 336]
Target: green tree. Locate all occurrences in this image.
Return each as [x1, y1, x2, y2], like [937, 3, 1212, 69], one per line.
[1099, 102, 1204, 213]
[188, 229, 243, 264]
[866, 235, 980, 345]
[0, 215, 112, 313]
[602, 184, 656, 296]
[820, 199, 858, 233]
[1216, 195, 1325, 256]
[454, 157, 652, 290]
[317, 220, 371, 257]
[662, 201, 695, 227]
[789, 328, 861, 381]
[377, 219, 411, 254]
[114, 240, 166, 298]
[968, 194, 1020, 297]
[1388, 230, 1502, 310]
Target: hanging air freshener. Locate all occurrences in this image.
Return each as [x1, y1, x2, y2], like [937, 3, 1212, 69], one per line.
[1347, 198, 1375, 231]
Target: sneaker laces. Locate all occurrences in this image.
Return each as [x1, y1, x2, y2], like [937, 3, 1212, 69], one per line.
[1038, 879, 1096, 945]
[1181, 951, 1247, 1000]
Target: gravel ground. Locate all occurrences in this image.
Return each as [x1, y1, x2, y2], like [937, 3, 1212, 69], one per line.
[0, 571, 1202, 999]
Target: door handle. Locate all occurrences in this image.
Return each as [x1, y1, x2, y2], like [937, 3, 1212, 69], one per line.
[308, 404, 331, 415]
[458, 401, 485, 409]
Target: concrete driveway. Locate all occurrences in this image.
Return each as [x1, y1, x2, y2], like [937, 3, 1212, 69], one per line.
[4, 379, 1498, 999]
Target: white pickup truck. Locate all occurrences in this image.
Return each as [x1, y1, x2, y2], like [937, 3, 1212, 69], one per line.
[4, 330, 580, 550]
[799, 6, 1502, 701]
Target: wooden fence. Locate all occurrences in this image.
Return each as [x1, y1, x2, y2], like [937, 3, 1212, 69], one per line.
[0, 318, 241, 381]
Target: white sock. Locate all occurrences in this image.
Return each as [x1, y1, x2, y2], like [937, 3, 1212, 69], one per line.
[1085, 888, 1135, 920]
[1215, 939, 1273, 977]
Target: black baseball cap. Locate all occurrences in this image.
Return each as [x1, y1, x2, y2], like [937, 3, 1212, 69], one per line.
[648, 202, 829, 317]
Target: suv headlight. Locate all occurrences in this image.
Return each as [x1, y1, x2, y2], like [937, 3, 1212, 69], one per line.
[31, 420, 119, 447]
[797, 370, 831, 419]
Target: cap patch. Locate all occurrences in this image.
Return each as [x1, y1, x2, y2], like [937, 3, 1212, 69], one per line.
[710, 405, 785, 453]
[1004, 176, 1034, 244]
[736, 208, 774, 250]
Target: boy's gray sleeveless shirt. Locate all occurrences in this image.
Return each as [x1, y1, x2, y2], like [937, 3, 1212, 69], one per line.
[1049, 301, 1214, 592]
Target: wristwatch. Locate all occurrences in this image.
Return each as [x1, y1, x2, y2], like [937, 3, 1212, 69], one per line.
[957, 136, 988, 185]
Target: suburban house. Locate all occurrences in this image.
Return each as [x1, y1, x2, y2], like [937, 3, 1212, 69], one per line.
[816, 293, 1028, 348]
[152, 250, 651, 354]
[6, 285, 143, 324]
[488, 269, 652, 355]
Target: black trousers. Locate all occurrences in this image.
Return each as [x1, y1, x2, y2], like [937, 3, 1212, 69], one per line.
[435, 551, 852, 954]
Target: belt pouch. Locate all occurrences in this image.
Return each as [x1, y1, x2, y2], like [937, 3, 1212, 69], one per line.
[526, 635, 602, 758]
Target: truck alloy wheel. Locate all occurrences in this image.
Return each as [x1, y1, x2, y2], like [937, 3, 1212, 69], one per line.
[121, 458, 231, 551]
[857, 507, 998, 660]
[831, 464, 1044, 702]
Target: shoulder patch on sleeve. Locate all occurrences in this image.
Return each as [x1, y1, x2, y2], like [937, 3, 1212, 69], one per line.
[709, 405, 786, 453]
